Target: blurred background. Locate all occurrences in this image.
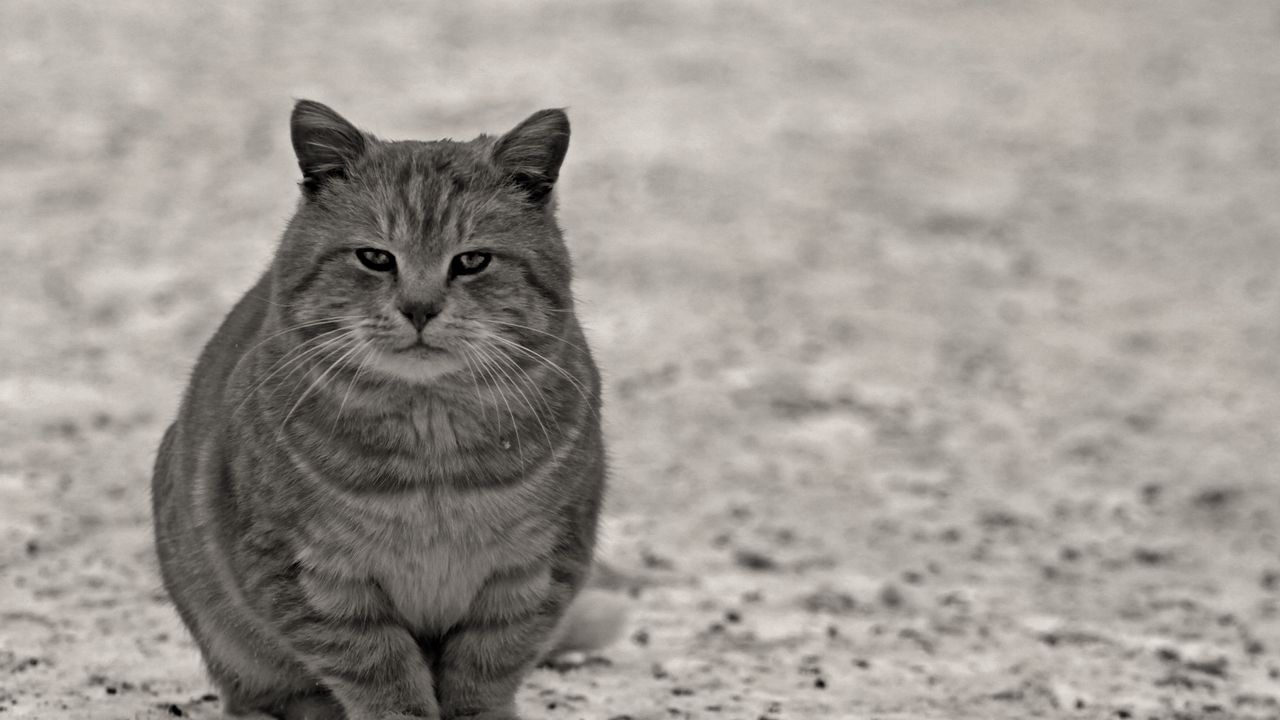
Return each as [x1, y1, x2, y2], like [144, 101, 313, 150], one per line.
[2, 1, 1280, 718]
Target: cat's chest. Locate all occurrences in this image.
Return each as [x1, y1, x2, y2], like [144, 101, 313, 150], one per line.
[303, 489, 552, 632]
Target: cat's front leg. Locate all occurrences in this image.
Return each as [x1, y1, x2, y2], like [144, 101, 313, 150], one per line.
[434, 564, 571, 720]
[305, 623, 439, 720]
[252, 566, 441, 720]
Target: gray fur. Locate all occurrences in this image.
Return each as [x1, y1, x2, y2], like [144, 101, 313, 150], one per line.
[152, 100, 610, 720]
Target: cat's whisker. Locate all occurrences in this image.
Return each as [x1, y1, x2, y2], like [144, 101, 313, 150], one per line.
[477, 334, 593, 433]
[277, 335, 367, 439]
[327, 340, 376, 442]
[455, 343, 493, 431]
[468, 341, 524, 458]
[236, 315, 365, 362]
[267, 334, 360, 416]
[479, 343, 555, 451]
[479, 340, 561, 436]
[266, 331, 359, 404]
[506, 361, 561, 435]
[241, 292, 303, 309]
[483, 333, 593, 404]
[466, 340, 525, 467]
[254, 324, 356, 375]
[233, 327, 359, 416]
[485, 319, 587, 353]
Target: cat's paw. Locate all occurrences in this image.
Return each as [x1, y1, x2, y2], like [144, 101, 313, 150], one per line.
[282, 694, 344, 720]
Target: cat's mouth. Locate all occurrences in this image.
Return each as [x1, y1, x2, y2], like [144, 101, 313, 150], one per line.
[372, 338, 465, 384]
[396, 339, 449, 358]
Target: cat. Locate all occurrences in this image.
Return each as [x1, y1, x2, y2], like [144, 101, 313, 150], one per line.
[151, 99, 622, 720]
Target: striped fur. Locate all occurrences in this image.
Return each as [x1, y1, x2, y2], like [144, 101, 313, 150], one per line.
[152, 101, 611, 720]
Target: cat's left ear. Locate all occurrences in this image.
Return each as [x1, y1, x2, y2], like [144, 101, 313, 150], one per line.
[493, 109, 570, 205]
[290, 99, 368, 196]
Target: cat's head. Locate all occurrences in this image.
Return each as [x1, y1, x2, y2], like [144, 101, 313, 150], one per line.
[273, 100, 576, 385]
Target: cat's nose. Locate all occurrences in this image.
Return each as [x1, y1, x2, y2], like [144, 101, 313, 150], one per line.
[398, 301, 439, 332]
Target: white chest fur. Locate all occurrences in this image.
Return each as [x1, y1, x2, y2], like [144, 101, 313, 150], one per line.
[303, 484, 555, 633]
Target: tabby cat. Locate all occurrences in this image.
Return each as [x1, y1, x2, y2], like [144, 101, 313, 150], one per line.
[151, 100, 619, 720]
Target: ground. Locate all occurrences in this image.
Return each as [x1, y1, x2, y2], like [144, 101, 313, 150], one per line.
[2, 1, 1280, 718]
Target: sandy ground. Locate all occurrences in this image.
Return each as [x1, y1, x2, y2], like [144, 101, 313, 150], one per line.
[3, 1, 1280, 718]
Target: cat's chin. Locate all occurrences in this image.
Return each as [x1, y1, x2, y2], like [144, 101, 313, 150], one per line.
[369, 348, 466, 385]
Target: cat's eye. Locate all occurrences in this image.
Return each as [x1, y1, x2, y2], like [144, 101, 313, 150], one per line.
[450, 251, 491, 277]
[355, 248, 396, 272]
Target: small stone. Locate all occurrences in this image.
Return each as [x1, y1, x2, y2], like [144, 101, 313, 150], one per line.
[879, 583, 905, 608]
[733, 549, 779, 571]
[801, 589, 857, 615]
[1185, 657, 1228, 678]
[641, 550, 675, 570]
[1133, 547, 1172, 565]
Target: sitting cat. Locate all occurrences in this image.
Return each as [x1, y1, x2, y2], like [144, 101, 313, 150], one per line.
[152, 99, 621, 720]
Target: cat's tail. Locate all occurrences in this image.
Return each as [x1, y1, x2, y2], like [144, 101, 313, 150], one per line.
[541, 559, 640, 657]
[542, 587, 629, 656]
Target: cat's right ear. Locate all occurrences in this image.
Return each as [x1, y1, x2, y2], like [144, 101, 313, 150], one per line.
[290, 100, 367, 196]
[493, 109, 570, 205]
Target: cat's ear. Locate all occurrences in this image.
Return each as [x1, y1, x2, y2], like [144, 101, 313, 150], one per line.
[290, 100, 368, 196]
[493, 109, 570, 204]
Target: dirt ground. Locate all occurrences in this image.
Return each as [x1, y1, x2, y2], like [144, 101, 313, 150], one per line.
[3, 1, 1280, 718]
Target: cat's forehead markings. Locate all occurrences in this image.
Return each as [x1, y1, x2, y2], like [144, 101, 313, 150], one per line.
[382, 203, 412, 247]
[358, 139, 507, 249]
[369, 167, 478, 250]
